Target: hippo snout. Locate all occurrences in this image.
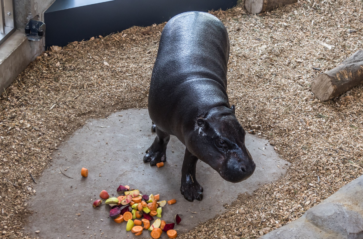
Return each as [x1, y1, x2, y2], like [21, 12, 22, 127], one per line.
[219, 156, 256, 183]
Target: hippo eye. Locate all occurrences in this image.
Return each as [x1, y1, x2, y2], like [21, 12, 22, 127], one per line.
[216, 138, 227, 149]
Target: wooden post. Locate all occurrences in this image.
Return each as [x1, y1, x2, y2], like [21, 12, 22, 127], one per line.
[245, 0, 297, 14]
[311, 50, 363, 101]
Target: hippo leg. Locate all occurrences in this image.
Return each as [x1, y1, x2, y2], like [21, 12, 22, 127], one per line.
[143, 127, 170, 166]
[180, 149, 203, 202]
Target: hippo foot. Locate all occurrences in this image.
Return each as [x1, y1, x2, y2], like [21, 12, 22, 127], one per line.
[143, 148, 166, 166]
[180, 180, 203, 202]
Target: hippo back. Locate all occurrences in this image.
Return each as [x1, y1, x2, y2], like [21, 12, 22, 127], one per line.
[148, 11, 230, 140]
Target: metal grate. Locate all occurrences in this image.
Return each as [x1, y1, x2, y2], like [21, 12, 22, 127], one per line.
[0, 0, 15, 45]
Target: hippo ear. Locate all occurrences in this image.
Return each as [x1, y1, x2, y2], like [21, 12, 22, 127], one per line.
[231, 105, 235, 114]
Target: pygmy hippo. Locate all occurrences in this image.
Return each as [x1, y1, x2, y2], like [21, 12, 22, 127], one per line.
[144, 11, 256, 202]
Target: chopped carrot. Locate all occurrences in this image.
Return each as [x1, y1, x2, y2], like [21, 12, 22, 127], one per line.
[131, 225, 143, 234]
[151, 200, 157, 211]
[135, 211, 142, 219]
[137, 203, 143, 211]
[81, 168, 88, 177]
[150, 210, 157, 216]
[167, 229, 178, 238]
[154, 194, 160, 201]
[148, 203, 153, 210]
[135, 231, 142, 236]
[134, 219, 142, 226]
[123, 211, 133, 221]
[156, 162, 164, 168]
[130, 201, 135, 206]
[168, 199, 177, 205]
[141, 201, 148, 208]
[132, 196, 142, 203]
[160, 220, 166, 230]
[151, 228, 162, 239]
[114, 215, 124, 223]
[142, 219, 150, 230]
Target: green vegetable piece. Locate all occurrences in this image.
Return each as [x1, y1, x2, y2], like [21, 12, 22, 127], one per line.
[143, 207, 150, 214]
[148, 219, 161, 231]
[126, 220, 134, 231]
[105, 197, 119, 205]
[147, 194, 154, 203]
[157, 200, 166, 207]
[132, 209, 136, 219]
[125, 190, 140, 197]
[156, 207, 162, 218]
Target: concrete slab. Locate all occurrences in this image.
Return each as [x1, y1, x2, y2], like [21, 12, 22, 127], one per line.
[24, 108, 289, 238]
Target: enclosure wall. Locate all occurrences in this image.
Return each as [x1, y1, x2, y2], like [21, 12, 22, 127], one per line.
[44, 0, 237, 48]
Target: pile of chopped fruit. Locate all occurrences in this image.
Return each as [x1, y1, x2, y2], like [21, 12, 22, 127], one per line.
[93, 185, 181, 238]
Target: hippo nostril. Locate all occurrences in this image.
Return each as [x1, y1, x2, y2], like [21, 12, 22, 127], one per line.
[241, 166, 246, 173]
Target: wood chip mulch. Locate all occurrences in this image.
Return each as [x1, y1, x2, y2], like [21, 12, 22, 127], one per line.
[0, 0, 362, 238]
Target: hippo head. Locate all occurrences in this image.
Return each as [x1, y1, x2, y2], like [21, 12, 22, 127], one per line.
[187, 106, 256, 183]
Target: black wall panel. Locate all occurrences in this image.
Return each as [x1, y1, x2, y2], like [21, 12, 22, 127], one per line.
[44, 0, 237, 48]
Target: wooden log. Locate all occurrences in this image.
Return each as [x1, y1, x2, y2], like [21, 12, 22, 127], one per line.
[311, 50, 363, 101]
[245, 0, 297, 14]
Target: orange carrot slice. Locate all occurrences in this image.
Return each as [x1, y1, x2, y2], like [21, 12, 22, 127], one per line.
[114, 215, 124, 223]
[167, 229, 177, 238]
[150, 211, 157, 217]
[154, 194, 160, 201]
[152, 200, 157, 211]
[135, 231, 142, 236]
[132, 196, 142, 203]
[130, 201, 135, 206]
[135, 211, 142, 219]
[156, 162, 164, 168]
[137, 203, 143, 211]
[141, 201, 148, 208]
[123, 211, 133, 221]
[81, 168, 88, 177]
[160, 220, 166, 230]
[142, 219, 150, 230]
[131, 225, 143, 234]
[168, 199, 176, 205]
[134, 219, 142, 226]
[151, 228, 162, 239]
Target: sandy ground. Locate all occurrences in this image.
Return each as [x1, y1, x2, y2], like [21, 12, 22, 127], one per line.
[0, 0, 363, 238]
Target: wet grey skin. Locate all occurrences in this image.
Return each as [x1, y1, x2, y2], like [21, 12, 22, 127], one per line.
[144, 11, 256, 202]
